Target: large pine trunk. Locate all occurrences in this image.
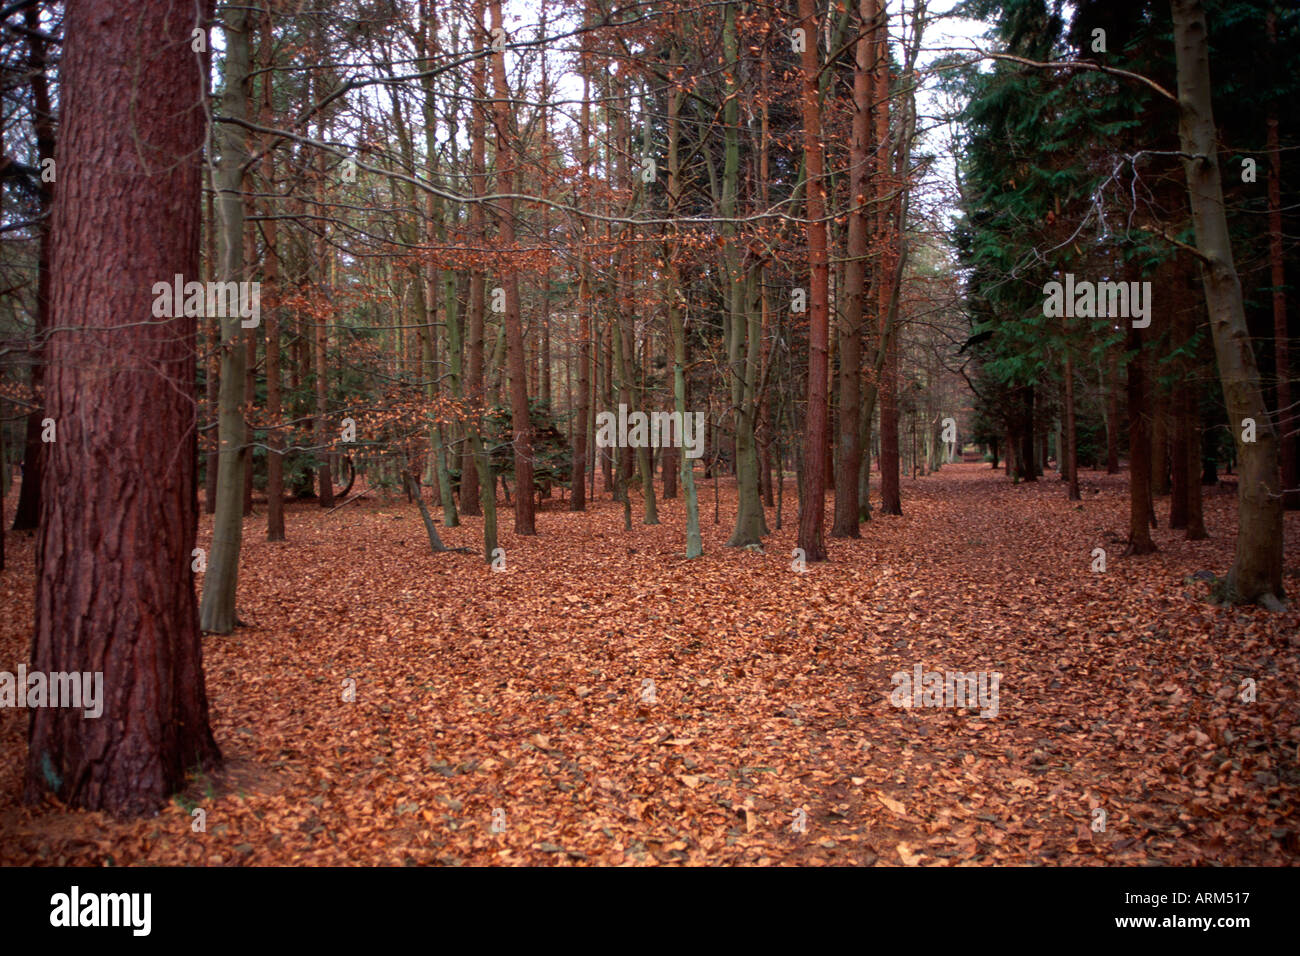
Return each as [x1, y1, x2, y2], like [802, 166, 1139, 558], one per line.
[874, 7, 901, 517]
[831, 0, 874, 539]
[26, 0, 221, 815]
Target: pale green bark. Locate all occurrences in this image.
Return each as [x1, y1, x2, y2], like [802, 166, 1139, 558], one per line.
[199, 3, 252, 635]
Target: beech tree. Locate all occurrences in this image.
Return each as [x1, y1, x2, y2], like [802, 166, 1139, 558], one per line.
[489, 0, 536, 535]
[1170, 0, 1284, 607]
[200, 0, 255, 634]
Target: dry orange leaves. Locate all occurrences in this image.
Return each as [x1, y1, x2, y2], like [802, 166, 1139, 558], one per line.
[1, 464, 1297, 866]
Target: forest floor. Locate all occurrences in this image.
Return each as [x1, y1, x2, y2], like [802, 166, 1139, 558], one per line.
[2, 463, 1298, 866]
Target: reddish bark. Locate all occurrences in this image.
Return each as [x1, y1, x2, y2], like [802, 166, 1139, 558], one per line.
[796, 0, 830, 561]
[26, 0, 221, 815]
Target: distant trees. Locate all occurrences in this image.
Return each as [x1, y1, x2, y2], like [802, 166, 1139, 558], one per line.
[959, 0, 1295, 605]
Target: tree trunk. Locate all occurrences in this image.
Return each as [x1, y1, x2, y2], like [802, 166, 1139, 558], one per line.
[859, 388, 874, 521]
[572, 277, 591, 511]
[668, 287, 700, 557]
[874, 7, 901, 516]
[832, 0, 874, 539]
[406, 469, 447, 552]
[1064, 335, 1080, 500]
[716, 6, 766, 548]
[1171, 0, 1283, 605]
[1151, 387, 1170, 496]
[639, 322, 659, 525]
[1105, 347, 1121, 473]
[1170, 260, 1194, 530]
[200, 3, 255, 634]
[242, 250, 257, 517]
[204, 183, 220, 514]
[666, 69, 699, 555]
[570, 40, 591, 513]
[795, 0, 830, 561]
[460, 7, 487, 518]
[264, 208, 285, 541]
[1184, 379, 1209, 539]
[1016, 386, 1038, 482]
[490, 0, 535, 535]
[1125, 321, 1157, 555]
[261, 10, 284, 542]
[1266, 14, 1296, 509]
[26, 0, 221, 815]
[1170, 383, 1191, 529]
[10, 3, 55, 532]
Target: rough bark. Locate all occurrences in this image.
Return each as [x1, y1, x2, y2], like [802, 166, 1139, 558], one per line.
[26, 0, 221, 815]
[795, 0, 830, 561]
[831, 0, 874, 539]
[874, 6, 901, 515]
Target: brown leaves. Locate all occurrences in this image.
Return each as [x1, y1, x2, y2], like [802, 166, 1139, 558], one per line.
[875, 792, 906, 816]
[1, 465, 1298, 866]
